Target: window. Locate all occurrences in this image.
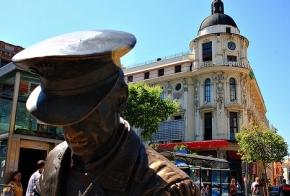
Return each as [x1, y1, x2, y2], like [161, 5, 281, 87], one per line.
[227, 55, 237, 62]
[229, 112, 238, 139]
[0, 59, 9, 67]
[174, 115, 182, 120]
[226, 27, 231, 33]
[175, 83, 182, 91]
[171, 139, 182, 143]
[229, 78, 237, 101]
[158, 69, 164, 76]
[175, 65, 181, 73]
[204, 78, 211, 103]
[127, 75, 133, 83]
[204, 112, 212, 140]
[202, 42, 212, 61]
[144, 72, 150, 79]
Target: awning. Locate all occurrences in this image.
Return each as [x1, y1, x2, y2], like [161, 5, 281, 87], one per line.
[157, 140, 229, 150]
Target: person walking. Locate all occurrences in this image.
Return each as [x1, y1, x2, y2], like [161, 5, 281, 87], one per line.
[229, 178, 237, 196]
[251, 177, 262, 196]
[25, 160, 45, 196]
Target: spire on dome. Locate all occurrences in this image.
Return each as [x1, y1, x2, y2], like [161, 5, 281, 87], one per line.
[211, 0, 224, 14]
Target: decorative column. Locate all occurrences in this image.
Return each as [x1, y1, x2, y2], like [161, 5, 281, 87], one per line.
[184, 78, 194, 141]
[214, 72, 226, 138]
[193, 79, 201, 140]
[240, 74, 248, 125]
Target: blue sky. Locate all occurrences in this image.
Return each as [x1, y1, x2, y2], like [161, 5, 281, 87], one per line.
[1, 0, 290, 146]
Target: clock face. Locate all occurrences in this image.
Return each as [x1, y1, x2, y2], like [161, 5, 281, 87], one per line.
[228, 41, 236, 50]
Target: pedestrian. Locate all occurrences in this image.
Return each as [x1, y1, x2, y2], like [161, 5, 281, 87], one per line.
[25, 160, 45, 196]
[12, 30, 200, 195]
[204, 185, 210, 196]
[229, 178, 237, 196]
[201, 185, 206, 196]
[251, 177, 261, 196]
[3, 171, 23, 196]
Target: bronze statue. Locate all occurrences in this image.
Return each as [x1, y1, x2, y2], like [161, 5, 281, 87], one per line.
[12, 30, 200, 196]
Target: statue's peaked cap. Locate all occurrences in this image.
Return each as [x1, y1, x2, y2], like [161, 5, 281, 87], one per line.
[12, 30, 136, 126]
[13, 30, 136, 64]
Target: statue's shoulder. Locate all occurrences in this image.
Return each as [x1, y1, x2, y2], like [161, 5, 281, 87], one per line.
[144, 147, 200, 195]
[39, 141, 69, 195]
[47, 141, 68, 162]
[146, 147, 189, 181]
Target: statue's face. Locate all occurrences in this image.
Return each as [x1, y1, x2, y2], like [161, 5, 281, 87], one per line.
[63, 98, 119, 159]
[63, 78, 127, 161]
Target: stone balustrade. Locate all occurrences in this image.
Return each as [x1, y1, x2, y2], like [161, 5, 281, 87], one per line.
[192, 61, 250, 70]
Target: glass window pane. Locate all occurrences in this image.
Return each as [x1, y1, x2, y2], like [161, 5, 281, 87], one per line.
[14, 73, 63, 139]
[202, 42, 212, 61]
[0, 75, 15, 133]
[221, 170, 230, 195]
[190, 167, 201, 185]
[212, 170, 221, 195]
[0, 139, 8, 184]
[204, 79, 211, 102]
[201, 169, 212, 195]
[230, 78, 237, 101]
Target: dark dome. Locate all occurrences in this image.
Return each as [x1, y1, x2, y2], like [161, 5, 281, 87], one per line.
[199, 13, 238, 31]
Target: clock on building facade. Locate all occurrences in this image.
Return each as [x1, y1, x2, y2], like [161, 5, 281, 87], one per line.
[228, 41, 236, 50]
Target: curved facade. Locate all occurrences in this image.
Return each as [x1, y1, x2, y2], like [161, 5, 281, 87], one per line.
[124, 0, 268, 185]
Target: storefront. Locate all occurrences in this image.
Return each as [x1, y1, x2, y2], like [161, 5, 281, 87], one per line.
[0, 63, 63, 191]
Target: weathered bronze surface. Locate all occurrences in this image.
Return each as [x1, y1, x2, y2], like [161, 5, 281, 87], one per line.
[13, 30, 200, 196]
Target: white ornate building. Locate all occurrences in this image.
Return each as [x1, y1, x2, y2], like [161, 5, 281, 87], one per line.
[124, 0, 268, 180]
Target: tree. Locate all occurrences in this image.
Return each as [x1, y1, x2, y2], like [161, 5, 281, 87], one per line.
[236, 124, 288, 195]
[123, 82, 179, 140]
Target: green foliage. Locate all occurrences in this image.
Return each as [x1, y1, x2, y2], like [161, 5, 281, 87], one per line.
[123, 82, 179, 140]
[236, 124, 288, 163]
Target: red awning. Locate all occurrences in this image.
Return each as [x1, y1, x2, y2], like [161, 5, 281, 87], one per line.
[157, 140, 229, 150]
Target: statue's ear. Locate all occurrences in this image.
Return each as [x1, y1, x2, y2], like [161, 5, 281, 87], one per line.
[117, 84, 128, 112]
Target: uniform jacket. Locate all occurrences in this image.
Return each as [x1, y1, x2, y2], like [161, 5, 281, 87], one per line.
[39, 123, 200, 196]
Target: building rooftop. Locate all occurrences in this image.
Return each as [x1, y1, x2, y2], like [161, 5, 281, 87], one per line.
[199, 0, 238, 31]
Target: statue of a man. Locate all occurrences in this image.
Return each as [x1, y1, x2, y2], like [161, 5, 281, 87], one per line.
[13, 30, 200, 196]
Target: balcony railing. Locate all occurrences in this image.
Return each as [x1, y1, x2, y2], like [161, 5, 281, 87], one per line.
[152, 119, 185, 142]
[192, 61, 250, 70]
[126, 51, 190, 69]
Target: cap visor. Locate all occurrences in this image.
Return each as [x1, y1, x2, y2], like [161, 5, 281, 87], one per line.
[26, 84, 112, 126]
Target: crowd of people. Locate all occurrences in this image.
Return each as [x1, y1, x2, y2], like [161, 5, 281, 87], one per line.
[4, 167, 290, 196]
[250, 176, 290, 196]
[3, 160, 45, 196]
[200, 176, 290, 196]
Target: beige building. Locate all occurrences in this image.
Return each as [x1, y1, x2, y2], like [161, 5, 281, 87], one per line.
[124, 0, 268, 182]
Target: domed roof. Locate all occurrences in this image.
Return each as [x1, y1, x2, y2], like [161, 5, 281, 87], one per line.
[199, 0, 238, 31]
[199, 13, 238, 31]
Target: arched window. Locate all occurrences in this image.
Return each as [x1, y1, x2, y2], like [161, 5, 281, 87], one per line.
[230, 78, 237, 101]
[204, 78, 211, 103]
